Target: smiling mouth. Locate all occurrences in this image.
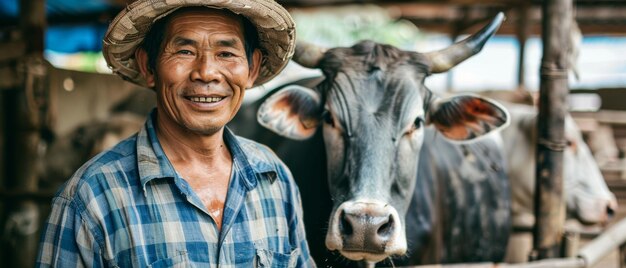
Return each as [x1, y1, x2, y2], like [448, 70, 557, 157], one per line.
[187, 96, 224, 103]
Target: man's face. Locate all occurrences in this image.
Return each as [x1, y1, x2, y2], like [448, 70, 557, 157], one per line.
[149, 8, 260, 135]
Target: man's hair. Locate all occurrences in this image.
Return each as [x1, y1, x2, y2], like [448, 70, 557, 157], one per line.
[140, 7, 260, 74]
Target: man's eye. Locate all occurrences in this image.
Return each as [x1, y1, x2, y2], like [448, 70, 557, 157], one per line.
[177, 50, 193, 55]
[218, 52, 235, 58]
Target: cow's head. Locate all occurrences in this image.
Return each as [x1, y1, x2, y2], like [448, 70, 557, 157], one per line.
[562, 116, 618, 224]
[502, 103, 617, 227]
[258, 13, 509, 262]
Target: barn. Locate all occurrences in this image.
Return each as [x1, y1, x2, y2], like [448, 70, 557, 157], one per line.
[1, 0, 626, 267]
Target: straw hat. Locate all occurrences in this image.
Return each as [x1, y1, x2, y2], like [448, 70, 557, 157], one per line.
[102, 0, 296, 87]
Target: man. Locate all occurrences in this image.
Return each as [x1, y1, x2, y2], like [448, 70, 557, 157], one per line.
[36, 0, 314, 267]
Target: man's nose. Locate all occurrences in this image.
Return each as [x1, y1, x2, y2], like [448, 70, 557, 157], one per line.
[190, 55, 221, 83]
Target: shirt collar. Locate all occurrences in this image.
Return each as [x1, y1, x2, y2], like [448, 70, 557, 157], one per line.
[137, 109, 278, 191]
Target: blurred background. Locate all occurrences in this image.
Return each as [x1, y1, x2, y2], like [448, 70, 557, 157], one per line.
[1, 0, 626, 267]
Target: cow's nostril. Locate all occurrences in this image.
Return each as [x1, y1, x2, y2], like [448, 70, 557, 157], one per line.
[333, 202, 405, 255]
[607, 206, 615, 218]
[340, 211, 353, 236]
[377, 215, 394, 237]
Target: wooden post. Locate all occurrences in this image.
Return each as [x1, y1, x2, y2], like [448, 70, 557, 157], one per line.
[531, 0, 571, 260]
[516, 4, 529, 89]
[619, 244, 626, 268]
[561, 230, 580, 258]
[0, 71, 3, 268]
[3, 0, 47, 267]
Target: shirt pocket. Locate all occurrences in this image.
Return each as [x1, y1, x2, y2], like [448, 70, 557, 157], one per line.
[148, 251, 193, 268]
[256, 248, 301, 268]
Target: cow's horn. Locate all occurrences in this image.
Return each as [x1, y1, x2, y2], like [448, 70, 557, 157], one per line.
[424, 12, 505, 73]
[293, 41, 327, 68]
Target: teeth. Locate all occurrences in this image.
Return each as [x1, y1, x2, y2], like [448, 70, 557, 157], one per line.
[189, 97, 223, 103]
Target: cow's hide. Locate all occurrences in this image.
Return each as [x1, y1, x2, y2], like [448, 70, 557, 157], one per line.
[394, 129, 511, 265]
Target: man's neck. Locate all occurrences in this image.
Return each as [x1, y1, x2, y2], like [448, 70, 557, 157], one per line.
[153, 111, 234, 231]
[154, 111, 231, 167]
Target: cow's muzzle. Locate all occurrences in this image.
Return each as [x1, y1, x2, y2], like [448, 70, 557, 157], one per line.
[575, 195, 619, 225]
[326, 200, 407, 262]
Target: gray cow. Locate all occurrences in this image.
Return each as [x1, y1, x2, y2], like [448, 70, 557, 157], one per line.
[255, 13, 510, 266]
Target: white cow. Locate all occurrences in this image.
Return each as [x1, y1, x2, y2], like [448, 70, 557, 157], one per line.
[501, 102, 618, 262]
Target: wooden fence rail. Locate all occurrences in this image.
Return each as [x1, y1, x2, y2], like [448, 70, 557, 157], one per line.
[402, 217, 626, 268]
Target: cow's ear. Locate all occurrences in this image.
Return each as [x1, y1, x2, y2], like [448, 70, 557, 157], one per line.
[427, 95, 509, 142]
[258, 85, 323, 140]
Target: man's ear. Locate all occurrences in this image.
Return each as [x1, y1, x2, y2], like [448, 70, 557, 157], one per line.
[257, 85, 322, 140]
[427, 94, 509, 142]
[135, 48, 155, 88]
[246, 49, 263, 88]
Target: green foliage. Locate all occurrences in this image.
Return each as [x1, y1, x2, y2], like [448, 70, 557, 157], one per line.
[292, 5, 423, 49]
[45, 51, 110, 73]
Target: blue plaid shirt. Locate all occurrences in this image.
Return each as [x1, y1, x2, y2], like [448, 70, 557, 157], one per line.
[36, 111, 315, 267]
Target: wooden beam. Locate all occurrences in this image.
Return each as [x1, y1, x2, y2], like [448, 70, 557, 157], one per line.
[0, 40, 26, 63]
[402, 4, 626, 36]
[3, 0, 48, 267]
[1, 1, 625, 35]
[531, 0, 571, 260]
[578, 217, 626, 266]
[280, 0, 524, 7]
[0, 65, 20, 89]
[0, 189, 56, 202]
[19, 0, 45, 55]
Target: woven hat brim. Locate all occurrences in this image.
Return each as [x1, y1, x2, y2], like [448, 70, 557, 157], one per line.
[102, 0, 296, 88]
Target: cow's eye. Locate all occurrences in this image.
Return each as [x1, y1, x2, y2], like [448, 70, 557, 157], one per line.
[566, 139, 578, 153]
[414, 117, 424, 129]
[322, 110, 335, 127]
[405, 117, 424, 136]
